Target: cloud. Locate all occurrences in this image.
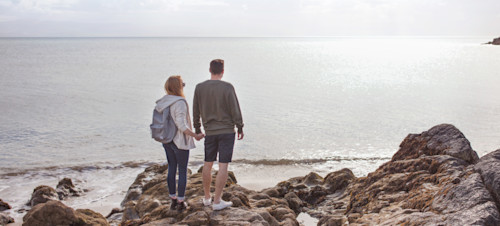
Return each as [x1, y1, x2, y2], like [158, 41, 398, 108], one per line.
[0, 0, 499, 37]
[3, 0, 230, 14]
[0, 15, 15, 22]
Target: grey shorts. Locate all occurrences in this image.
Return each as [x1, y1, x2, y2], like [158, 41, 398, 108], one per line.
[204, 133, 235, 163]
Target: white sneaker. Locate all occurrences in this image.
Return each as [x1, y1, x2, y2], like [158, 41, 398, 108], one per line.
[212, 200, 232, 211]
[202, 197, 212, 206]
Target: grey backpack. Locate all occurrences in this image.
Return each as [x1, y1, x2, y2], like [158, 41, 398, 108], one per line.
[150, 99, 186, 143]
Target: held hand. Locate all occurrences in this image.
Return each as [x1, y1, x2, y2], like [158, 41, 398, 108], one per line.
[195, 133, 205, 141]
[237, 132, 244, 140]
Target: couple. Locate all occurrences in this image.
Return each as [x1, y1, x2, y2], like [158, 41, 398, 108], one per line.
[153, 59, 244, 212]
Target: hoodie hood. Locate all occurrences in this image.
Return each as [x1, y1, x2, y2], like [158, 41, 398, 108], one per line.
[155, 95, 185, 113]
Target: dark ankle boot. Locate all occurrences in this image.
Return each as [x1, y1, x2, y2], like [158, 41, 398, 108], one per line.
[177, 200, 187, 212]
[170, 199, 178, 210]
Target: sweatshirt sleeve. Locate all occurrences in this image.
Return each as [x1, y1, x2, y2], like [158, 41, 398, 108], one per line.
[227, 85, 244, 133]
[192, 85, 202, 134]
[171, 100, 189, 133]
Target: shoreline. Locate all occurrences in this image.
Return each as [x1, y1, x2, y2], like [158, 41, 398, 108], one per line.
[104, 124, 500, 225]
[1, 159, 387, 225]
[5, 122, 500, 225]
[10, 124, 500, 225]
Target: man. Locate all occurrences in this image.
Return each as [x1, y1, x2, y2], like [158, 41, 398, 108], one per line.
[193, 59, 244, 210]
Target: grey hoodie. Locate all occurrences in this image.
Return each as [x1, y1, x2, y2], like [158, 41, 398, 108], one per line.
[155, 95, 195, 150]
[155, 95, 185, 113]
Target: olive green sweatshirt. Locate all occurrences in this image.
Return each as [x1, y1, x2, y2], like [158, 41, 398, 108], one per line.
[193, 80, 244, 136]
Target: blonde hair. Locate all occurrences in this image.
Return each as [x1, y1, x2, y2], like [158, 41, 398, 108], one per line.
[165, 75, 184, 97]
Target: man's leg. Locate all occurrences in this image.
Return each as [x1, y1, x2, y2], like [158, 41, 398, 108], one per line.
[202, 161, 214, 200]
[203, 135, 217, 201]
[213, 162, 228, 204]
[213, 133, 235, 206]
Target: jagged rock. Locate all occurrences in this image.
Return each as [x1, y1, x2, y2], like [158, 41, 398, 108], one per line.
[431, 169, 500, 225]
[228, 191, 251, 208]
[209, 208, 270, 225]
[318, 215, 347, 226]
[178, 210, 210, 225]
[0, 212, 14, 225]
[346, 124, 500, 224]
[303, 172, 323, 186]
[392, 124, 478, 163]
[250, 193, 271, 200]
[141, 218, 176, 225]
[262, 188, 280, 198]
[56, 178, 83, 200]
[284, 192, 303, 214]
[0, 201, 13, 226]
[302, 186, 328, 205]
[106, 207, 123, 218]
[255, 209, 280, 226]
[270, 167, 355, 210]
[22, 200, 109, 226]
[121, 164, 169, 207]
[323, 168, 355, 193]
[0, 199, 11, 211]
[475, 149, 500, 205]
[110, 124, 500, 226]
[106, 207, 123, 226]
[121, 200, 139, 223]
[118, 164, 298, 225]
[486, 37, 500, 45]
[267, 206, 297, 223]
[26, 185, 59, 206]
[347, 213, 361, 223]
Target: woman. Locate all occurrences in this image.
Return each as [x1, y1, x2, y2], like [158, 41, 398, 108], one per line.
[154, 75, 204, 211]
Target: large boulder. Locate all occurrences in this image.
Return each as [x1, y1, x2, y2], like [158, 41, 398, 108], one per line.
[475, 149, 500, 207]
[22, 200, 109, 226]
[391, 124, 479, 163]
[431, 170, 500, 225]
[26, 185, 59, 207]
[347, 124, 500, 225]
[323, 168, 355, 193]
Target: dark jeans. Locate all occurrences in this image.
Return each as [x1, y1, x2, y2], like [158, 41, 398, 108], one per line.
[163, 142, 190, 198]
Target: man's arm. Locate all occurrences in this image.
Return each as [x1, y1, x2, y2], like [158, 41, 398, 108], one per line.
[193, 85, 202, 134]
[227, 85, 244, 140]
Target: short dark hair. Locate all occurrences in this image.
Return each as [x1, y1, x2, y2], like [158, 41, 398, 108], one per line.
[210, 59, 224, 75]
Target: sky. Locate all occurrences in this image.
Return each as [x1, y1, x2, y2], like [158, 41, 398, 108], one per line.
[0, 0, 499, 37]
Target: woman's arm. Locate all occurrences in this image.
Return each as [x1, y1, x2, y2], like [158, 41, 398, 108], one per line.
[172, 101, 204, 140]
[183, 128, 204, 140]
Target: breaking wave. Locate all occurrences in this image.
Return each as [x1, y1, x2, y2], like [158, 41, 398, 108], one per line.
[232, 156, 390, 166]
[0, 156, 390, 178]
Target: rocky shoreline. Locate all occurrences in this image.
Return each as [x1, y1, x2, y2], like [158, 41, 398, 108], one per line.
[6, 124, 500, 225]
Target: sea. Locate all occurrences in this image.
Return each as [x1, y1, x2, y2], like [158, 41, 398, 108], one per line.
[1, 37, 500, 221]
